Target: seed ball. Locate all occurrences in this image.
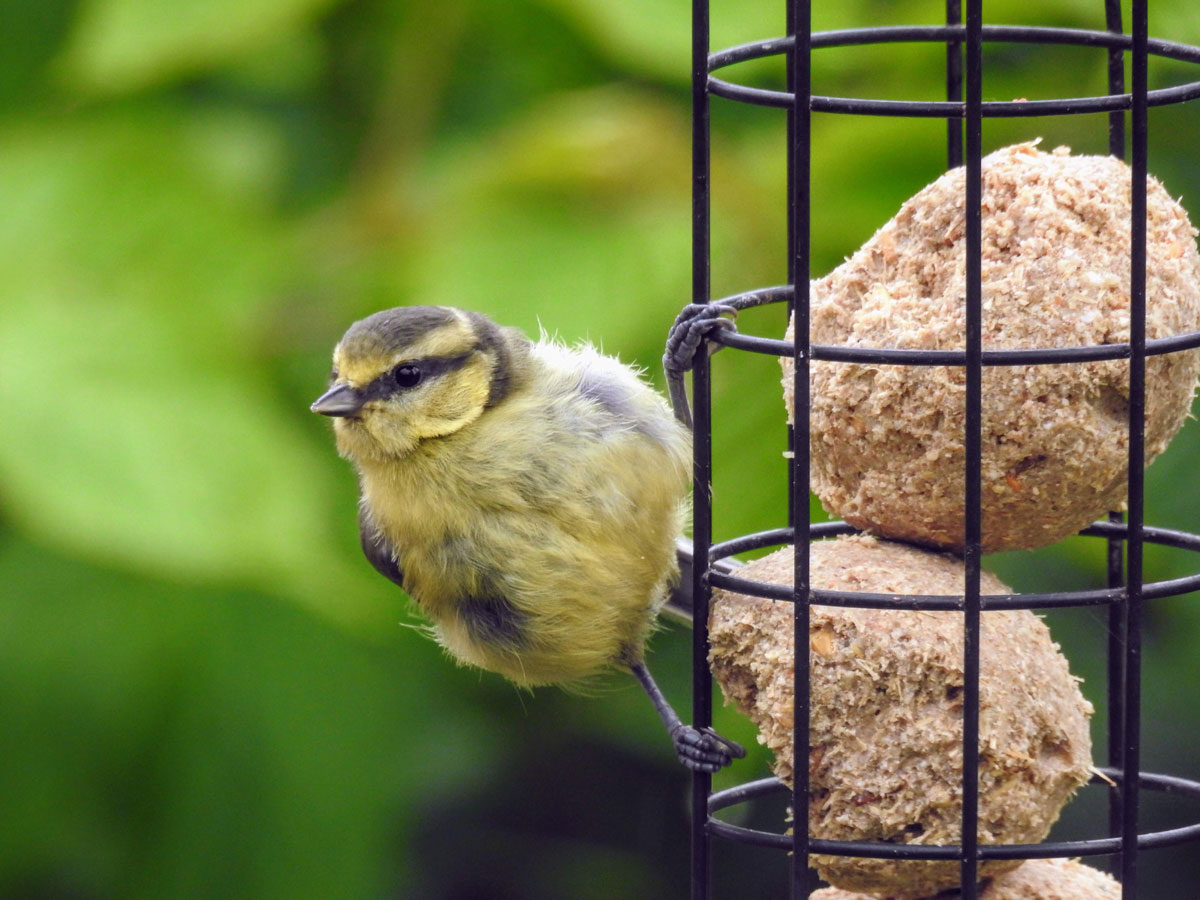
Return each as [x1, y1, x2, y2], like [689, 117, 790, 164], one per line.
[708, 535, 1094, 898]
[809, 856, 1119, 900]
[782, 142, 1200, 552]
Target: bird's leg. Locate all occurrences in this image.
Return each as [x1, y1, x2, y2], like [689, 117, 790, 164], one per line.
[630, 661, 745, 773]
[658, 303, 743, 767]
[662, 303, 738, 428]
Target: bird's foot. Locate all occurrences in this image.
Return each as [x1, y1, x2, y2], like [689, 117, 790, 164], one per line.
[663, 303, 738, 377]
[670, 723, 747, 773]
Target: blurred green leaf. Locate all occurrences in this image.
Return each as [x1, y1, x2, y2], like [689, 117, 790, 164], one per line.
[531, 0, 690, 83]
[6, 0, 1200, 897]
[409, 88, 695, 347]
[0, 537, 488, 900]
[0, 0, 76, 106]
[57, 0, 344, 93]
[0, 114, 388, 629]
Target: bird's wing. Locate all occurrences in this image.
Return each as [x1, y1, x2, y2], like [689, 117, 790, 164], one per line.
[358, 503, 406, 589]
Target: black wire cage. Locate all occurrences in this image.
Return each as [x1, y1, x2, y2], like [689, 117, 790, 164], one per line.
[682, 1, 1200, 898]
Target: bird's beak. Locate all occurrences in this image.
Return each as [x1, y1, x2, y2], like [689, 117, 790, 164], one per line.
[311, 383, 364, 417]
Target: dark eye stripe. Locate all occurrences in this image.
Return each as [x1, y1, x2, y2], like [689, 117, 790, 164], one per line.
[359, 350, 475, 401]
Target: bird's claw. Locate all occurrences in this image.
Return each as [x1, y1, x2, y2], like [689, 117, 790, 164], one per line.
[670, 723, 747, 773]
[663, 303, 738, 376]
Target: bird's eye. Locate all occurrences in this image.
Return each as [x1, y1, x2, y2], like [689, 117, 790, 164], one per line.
[393, 364, 422, 388]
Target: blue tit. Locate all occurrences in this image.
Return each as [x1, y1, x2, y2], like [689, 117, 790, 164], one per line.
[312, 305, 743, 772]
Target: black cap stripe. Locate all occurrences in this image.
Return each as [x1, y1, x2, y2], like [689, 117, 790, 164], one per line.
[358, 350, 476, 403]
[464, 311, 514, 408]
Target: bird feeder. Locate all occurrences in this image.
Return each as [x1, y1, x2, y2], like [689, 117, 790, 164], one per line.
[680, 2, 1200, 898]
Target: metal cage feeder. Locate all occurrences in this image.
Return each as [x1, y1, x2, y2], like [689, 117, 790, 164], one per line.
[680, 1, 1200, 898]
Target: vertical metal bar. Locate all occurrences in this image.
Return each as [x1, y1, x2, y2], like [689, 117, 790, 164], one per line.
[1104, 2, 1128, 868]
[946, 0, 963, 167]
[1105, 0, 1126, 158]
[1106, 507, 1127, 862]
[789, 1, 812, 898]
[690, 0, 712, 895]
[1120, 2, 1149, 897]
[785, 0, 797, 530]
[690, 353, 714, 900]
[960, 1, 983, 898]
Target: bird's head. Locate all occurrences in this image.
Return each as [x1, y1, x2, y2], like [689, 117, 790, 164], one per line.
[312, 306, 526, 460]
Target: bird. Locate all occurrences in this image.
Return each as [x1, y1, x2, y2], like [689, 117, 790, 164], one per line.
[311, 304, 743, 772]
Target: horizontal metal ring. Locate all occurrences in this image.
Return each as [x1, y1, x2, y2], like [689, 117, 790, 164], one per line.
[707, 285, 1200, 365]
[709, 25, 1200, 115]
[706, 770, 1200, 856]
[704, 521, 1200, 610]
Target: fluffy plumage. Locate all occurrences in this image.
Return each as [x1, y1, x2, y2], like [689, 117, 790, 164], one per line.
[314, 306, 743, 771]
[325, 307, 692, 685]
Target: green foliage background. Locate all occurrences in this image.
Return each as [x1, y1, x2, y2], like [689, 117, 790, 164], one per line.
[2, 0, 1199, 897]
